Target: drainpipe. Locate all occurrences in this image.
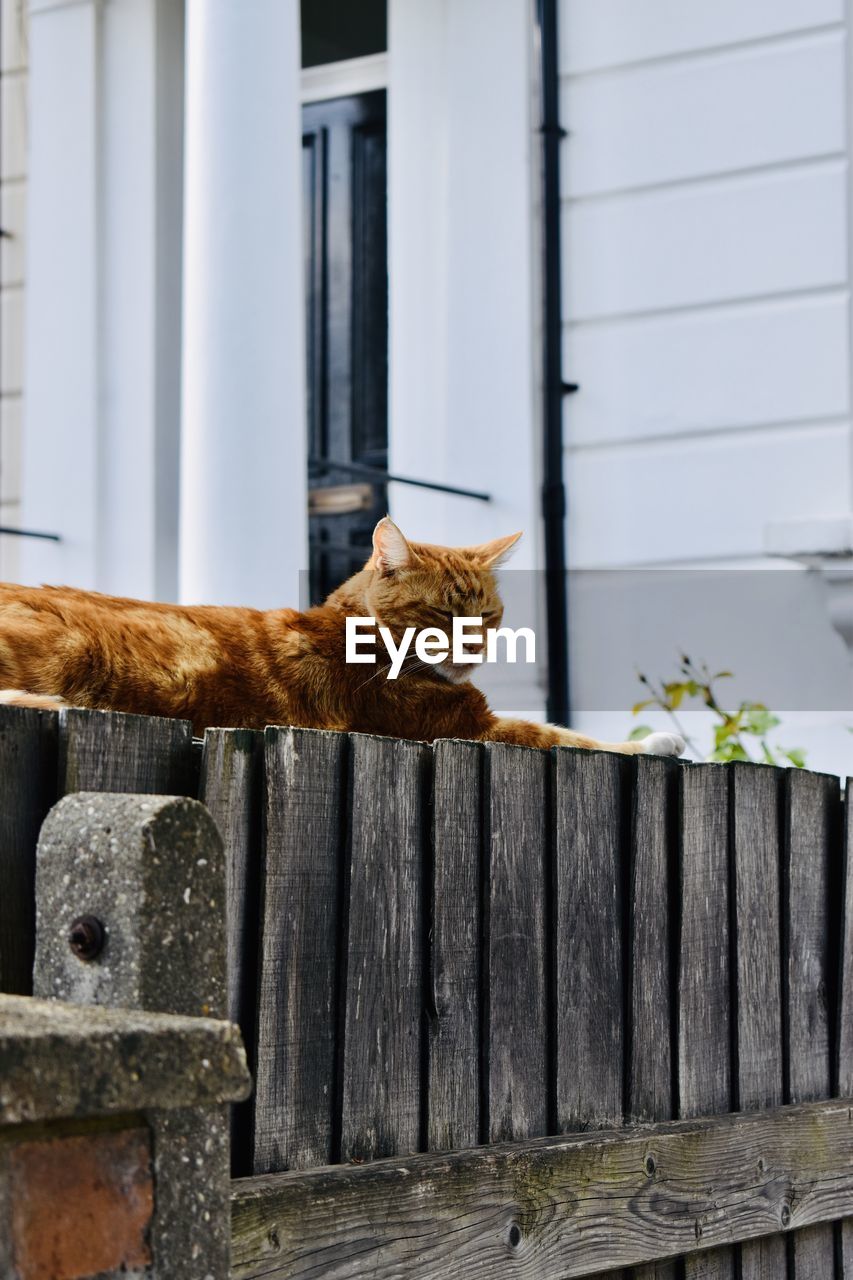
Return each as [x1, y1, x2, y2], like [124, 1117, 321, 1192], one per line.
[537, 0, 572, 725]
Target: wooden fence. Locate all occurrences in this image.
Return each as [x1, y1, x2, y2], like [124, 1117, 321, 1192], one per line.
[0, 703, 852, 1277]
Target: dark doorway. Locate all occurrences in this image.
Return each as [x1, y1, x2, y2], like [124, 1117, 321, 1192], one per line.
[303, 90, 388, 603]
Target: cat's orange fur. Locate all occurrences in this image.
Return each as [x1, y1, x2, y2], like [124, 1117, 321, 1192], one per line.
[0, 519, 683, 756]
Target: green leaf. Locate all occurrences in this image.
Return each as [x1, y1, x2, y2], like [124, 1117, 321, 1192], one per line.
[709, 742, 751, 763]
[628, 724, 654, 741]
[781, 747, 807, 769]
[631, 699, 656, 716]
[761, 741, 778, 766]
[712, 671, 734, 680]
[741, 706, 781, 737]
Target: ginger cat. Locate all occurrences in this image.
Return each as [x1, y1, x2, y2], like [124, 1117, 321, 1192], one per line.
[0, 518, 683, 757]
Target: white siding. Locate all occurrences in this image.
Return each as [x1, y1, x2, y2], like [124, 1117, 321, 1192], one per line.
[565, 295, 850, 447]
[568, 422, 849, 567]
[560, 0, 853, 771]
[561, 0, 844, 75]
[560, 0, 851, 569]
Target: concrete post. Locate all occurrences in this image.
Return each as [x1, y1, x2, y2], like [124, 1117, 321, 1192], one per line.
[33, 792, 237, 1278]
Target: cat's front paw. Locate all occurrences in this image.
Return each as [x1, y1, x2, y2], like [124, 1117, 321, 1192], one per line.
[641, 731, 685, 758]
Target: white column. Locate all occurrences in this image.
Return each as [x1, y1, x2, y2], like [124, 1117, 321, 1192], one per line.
[388, 0, 545, 715]
[388, 0, 540, 562]
[23, 0, 185, 600]
[180, 0, 307, 608]
[22, 0, 100, 588]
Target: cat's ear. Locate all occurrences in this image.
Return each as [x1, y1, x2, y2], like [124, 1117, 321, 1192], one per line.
[466, 530, 523, 568]
[371, 517, 416, 575]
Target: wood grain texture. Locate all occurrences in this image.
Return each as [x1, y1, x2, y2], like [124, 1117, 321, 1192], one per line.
[252, 728, 347, 1174]
[231, 1099, 853, 1280]
[730, 763, 787, 1280]
[839, 779, 853, 1277]
[58, 708, 194, 795]
[428, 739, 483, 1152]
[341, 734, 429, 1161]
[484, 743, 549, 1144]
[198, 727, 262, 1176]
[629, 756, 677, 1280]
[784, 768, 840, 1278]
[678, 765, 734, 1280]
[553, 749, 623, 1132]
[0, 706, 57, 995]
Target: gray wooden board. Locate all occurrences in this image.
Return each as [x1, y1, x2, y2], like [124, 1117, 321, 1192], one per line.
[341, 733, 429, 1161]
[252, 727, 347, 1173]
[58, 707, 194, 795]
[678, 765, 734, 1280]
[839, 779, 853, 1277]
[0, 706, 57, 995]
[428, 739, 483, 1152]
[731, 763, 787, 1280]
[198, 726, 262, 1176]
[785, 768, 840, 1278]
[629, 756, 677, 1280]
[484, 742, 549, 1144]
[231, 1098, 853, 1280]
[553, 749, 623, 1132]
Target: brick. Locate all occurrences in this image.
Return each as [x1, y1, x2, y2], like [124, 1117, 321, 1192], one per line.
[10, 1126, 153, 1279]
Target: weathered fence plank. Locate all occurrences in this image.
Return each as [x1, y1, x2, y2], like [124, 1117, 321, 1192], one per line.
[554, 748, 627, 1280]
[428, 739, 483, 1152]
[785, 768, 839, 1278]
[838, 778, 853, 1277]
[678, 765, 734, 1280]
[0, 706, 57, 996]
[341, 734, 429, 1161]
[731, 763, 788, 1280]
[554, 749, 624, 1135]
[230, 1099, 853, 1280]
[58, 707, 194, 795]
[199, 726, 262, 1176]
[484, 742, 549, 1143]
[629, 755, 677, 1280]
[252, 727, 347, 1174]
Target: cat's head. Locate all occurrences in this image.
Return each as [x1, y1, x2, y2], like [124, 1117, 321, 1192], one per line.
[360, 516, 522, 682]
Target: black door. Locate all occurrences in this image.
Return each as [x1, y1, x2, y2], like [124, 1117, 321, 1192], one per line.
[303, 90, 388, 603]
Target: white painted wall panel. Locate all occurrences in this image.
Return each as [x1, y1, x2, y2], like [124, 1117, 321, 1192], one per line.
[566, 425, 849, 567]
[566, 163, 847, 320]
[564, 32, 845, 197]
[565, 295, 850, 446]
[560, 0, 843, 75]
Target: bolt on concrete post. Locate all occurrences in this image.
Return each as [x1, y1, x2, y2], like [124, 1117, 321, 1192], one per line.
[33, 792, 237, 1279]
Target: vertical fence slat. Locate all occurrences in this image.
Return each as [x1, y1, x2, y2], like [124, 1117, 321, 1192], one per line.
[554, 749, 623, 1131]
[679, 765, 735, 1280]
[0, 706, 57, 995]
[732, 763, 787, 1280]
[58, 707, 194, 795]
[428, 739, 482, 1152]
[341, 734, 429, 1161]
[485, 742, 548, 1143]
[838, 779, 853, 1276]
[629, 755, 677, 1280]
[252, 727, 347, 1173]
[785, 769, 839, 1278]
[555, 748, 626, 1280]
[199, 726, 262, 1176]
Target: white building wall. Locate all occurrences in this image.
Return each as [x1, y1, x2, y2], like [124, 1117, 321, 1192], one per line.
[559, 0, 853, 771]
[0, 0, 28, 581]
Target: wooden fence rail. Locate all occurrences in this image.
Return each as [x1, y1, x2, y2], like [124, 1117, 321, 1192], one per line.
[0, 705, 850, 1278]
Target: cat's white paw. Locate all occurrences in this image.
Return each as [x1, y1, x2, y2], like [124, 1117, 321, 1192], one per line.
[641, 731, 685, 758]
